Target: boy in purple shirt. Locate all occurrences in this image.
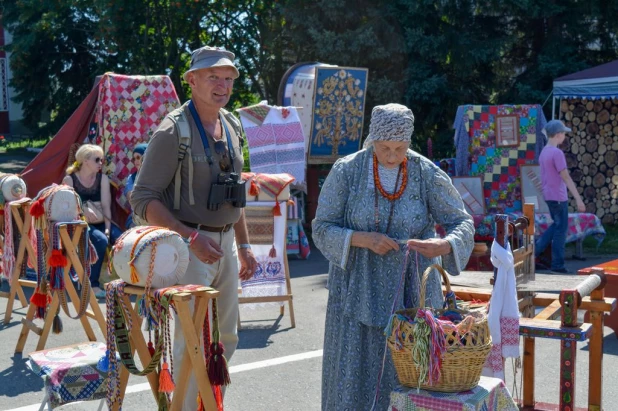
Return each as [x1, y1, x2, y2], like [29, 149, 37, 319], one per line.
[535, 120, 585, 273]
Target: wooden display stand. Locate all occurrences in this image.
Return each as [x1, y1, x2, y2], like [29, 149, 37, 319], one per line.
[519, 269, 612, 411]
[113, 284, 220, 411]
[448, 209, 616, 410]
[15, 222, 107, 353]
[238, 201, 296, 329]
[579, 259, 618, 338]
[1, 201, 38, 324]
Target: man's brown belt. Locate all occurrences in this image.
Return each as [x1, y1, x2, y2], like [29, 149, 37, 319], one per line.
[181, 221, 234, 232]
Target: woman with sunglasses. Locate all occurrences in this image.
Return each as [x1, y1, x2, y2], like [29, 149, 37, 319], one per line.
[123, 143, 148, 229]
[63, 144, 121, 298]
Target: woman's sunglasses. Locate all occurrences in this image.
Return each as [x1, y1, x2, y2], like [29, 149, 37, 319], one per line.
[94, 157, 103, 164]
[214, 141, 230, 172]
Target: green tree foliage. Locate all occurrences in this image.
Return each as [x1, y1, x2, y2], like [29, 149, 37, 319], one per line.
[4, 1, 103, 137]
[493, 0, 618, 107]
[2, 0, 287, 136]
[4, 0, 618, 154]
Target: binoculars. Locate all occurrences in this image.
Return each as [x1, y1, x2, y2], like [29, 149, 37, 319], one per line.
[207, 172, 246, 211]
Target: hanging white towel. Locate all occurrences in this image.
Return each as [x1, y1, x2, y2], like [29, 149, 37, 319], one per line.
[239, 105, 306, 189]
[482, 240, 520, 380]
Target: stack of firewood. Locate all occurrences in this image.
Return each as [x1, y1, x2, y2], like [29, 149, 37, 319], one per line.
[560, 98, 618, 225]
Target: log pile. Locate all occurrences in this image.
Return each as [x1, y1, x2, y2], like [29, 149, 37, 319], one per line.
[560, 98, 618, 225]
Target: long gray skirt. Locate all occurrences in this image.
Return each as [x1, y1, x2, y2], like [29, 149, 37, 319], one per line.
[322, 298, 397, 411]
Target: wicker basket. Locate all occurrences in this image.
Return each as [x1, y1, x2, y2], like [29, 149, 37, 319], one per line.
[387, 264, 492, 392]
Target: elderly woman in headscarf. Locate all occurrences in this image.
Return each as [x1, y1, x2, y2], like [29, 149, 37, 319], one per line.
[312, 104, 474, 410]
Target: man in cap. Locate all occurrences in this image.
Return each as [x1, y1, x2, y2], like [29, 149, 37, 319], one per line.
[131, 46, 257, 408]
[535, 119, 585, 274]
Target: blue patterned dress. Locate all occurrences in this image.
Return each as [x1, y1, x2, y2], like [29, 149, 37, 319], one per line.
[312, 147, 474, 411]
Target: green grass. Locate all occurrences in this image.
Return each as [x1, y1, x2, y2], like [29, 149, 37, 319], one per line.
[578, 222, 618, 255]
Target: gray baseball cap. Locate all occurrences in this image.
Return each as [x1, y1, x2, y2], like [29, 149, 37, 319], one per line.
[183, 46, 240, 81]
[544, 120, 572, 137]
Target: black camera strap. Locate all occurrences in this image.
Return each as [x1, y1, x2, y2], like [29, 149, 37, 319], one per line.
[187, 100, 237, 173]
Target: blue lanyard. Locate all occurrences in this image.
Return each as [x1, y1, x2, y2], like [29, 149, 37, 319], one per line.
[187, 100, 236, 171]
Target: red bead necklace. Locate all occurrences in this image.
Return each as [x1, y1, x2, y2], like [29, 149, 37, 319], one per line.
[373, 154, 407, 201]
[373, 154, 408, 234]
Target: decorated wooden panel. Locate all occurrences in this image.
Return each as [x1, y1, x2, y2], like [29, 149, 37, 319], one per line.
[520, 164, 549, 213]
[308, 67, 368, 164]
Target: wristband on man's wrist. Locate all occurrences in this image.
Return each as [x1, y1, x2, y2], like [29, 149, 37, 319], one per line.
[237, 243, 251, 250]
[188, 230, 199, 246]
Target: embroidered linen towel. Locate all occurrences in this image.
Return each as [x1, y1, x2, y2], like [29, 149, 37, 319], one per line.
[239, 105, 306, 189]
[482, 240, 520, 380]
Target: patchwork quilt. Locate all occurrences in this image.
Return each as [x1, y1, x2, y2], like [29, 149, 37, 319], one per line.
[92, 74, 180, 212]
[28, 342, 108, 408]
[459, 105, 544, 215]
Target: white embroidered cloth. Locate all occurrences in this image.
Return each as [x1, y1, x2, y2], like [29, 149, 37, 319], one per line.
[239, 105, 306, 189]
[239, 201, 287, 309]
[482, 241, 520, 380]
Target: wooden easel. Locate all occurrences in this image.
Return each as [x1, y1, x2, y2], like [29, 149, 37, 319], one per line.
[15, 222, 107, 353]
[1, 201, 38, 324]
[239, 201, 296, 328]
[113, 284, 220, 411]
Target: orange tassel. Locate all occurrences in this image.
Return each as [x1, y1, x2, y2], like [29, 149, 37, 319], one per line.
[269, 245, 277, 258]
[29, 199, 45, 218]
[30, 288, 48, 308]
[249, 179, 260, 196]
[214, 385, 223, 411]
[158, 363, 175, 393]
[130, 263, 140, 284]
[272, 203, 281, 216]
[48, 249, 67, 267]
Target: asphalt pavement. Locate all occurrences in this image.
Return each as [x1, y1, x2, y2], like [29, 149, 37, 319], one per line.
[0, 248, 616, 411]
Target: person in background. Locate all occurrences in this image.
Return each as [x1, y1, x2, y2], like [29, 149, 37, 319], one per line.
[124, 142, 148, 229]
[312, 103, 474, 410]
[130, 46, 257, 409]
[63, 144, 122, 298]
[535, 120, 585, 274]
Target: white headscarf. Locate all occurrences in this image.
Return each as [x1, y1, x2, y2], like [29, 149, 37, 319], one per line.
[363, 103, 415, 148]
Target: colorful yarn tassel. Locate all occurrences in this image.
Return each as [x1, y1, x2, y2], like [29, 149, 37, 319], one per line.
[268, 245, 277, 258]
[50, 266, 64, 291]
[272, 202, 281, 216]
[129, 262, 140, 284]
[148, 341, 155, 357]
[158, 363, 175, 393]
[249, 179, 260, 196]
[30, 287, 48, 308]
[214, 386, 223, 411]
[29, 199, 45, 218]
[208, 342, 231, 386]
[52, 313, 63, 334]
[412, 309, 446, 388]
[48, 249, 67, 267]
[197, 387, 224, 411]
